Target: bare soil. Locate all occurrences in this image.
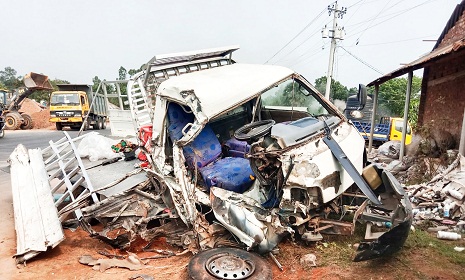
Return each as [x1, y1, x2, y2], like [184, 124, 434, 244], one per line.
[2, 227, 464, 280]
[18, 98, 55, 130]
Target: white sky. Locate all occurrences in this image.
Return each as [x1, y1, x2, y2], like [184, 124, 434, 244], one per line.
[1, 0, 461, 88]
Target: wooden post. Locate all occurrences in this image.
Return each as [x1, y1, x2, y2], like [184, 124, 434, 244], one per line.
[459, 108, 465, 156]
[368, 84, 379, 153]
[400, 71, 413, 161]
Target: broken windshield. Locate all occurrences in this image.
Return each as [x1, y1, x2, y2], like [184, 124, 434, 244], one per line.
[51, 93, 80, 106]
[261, 79, 330, 117]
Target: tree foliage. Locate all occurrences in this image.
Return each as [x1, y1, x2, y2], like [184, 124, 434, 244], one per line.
[314, 76, 351, 101]
[369, 76, 422, 126]
[0, 67, 22, 91]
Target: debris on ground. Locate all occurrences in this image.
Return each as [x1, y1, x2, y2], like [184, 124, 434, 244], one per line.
[404, 153, 465, 238]
[300, 253, 317, 267]
[78, 132, 121, 161]
[79, 254, 145, 272]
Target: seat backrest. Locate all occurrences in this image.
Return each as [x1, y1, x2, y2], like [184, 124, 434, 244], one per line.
[167, 103, 221, 168]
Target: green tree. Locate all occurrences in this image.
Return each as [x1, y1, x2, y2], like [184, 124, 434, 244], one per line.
[314, 76, 350, 101]
[0, 67, 22, 91]
[369, 76, 422, 125]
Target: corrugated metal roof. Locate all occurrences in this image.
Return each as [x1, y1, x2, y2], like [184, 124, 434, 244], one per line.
[434, 1, 465, 50]
[367, 38, 465, 86]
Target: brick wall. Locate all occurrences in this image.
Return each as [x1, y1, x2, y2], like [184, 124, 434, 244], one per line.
[421, 50, 465, 143]
[419, 8, 465, 145]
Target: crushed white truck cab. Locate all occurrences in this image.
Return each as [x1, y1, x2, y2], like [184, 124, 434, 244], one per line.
[125, 46, 412, 266]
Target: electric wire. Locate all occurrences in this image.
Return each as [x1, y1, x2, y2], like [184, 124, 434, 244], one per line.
[273, 18, 333, 65]
[264, 7, 326, 64]
[339, 46, 384, 75]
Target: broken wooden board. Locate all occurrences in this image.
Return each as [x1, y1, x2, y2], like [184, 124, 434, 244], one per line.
[9, 144, 65, 263]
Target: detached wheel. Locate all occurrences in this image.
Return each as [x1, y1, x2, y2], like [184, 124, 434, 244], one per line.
[56, 122, 63, 131]
[5, 112, 21, 130]
[20, 113, 33, 129]
[188, 248, 272, 280]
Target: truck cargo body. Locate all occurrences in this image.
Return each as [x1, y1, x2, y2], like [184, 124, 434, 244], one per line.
[352, 117, 412, 145]
[49, 84, 107, 130]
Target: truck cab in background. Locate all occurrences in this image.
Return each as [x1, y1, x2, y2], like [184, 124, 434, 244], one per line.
[49, 84, 107, 131]
[352, 117, 412, 145]
[345, 93, 412, 146]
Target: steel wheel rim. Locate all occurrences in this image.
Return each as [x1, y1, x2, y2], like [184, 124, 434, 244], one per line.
[205, 252, 255, 279]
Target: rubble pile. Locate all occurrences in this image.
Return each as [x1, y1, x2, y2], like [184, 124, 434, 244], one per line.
[367, 140, 465, 237]
[405, 154, 465, 234]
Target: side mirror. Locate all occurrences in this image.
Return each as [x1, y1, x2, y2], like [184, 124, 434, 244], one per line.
[357, 84, 367, 109]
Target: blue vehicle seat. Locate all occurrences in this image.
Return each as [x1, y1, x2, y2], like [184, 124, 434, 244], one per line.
[167, 103, 255, 193]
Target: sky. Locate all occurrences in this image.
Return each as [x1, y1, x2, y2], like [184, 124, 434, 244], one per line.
[1, 0, 461, 89]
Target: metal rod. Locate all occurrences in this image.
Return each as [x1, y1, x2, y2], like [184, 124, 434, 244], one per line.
[268, 252, 283, 271]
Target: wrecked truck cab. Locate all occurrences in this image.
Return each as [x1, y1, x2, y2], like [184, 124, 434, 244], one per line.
[128, 48, 412, 262]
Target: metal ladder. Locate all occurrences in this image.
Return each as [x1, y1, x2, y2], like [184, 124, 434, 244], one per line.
[42, 131, 99, 221]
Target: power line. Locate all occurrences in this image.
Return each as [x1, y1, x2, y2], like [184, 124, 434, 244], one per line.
[338, 46, 384, 75]
[264, 8, 326, 64]
[355, 34, 437, 46]
[346, 0, 438, 42]
[273, 18, 333, 65]
[354, 0, 393, 45]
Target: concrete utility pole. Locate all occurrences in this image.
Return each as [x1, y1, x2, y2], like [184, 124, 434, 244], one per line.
[322, 1, 347, 100]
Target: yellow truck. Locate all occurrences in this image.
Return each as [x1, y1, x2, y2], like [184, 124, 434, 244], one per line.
[352, 117, 412, 145]
[49, 84, 107, 130]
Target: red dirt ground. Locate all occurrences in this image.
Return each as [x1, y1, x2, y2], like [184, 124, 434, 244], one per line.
[2, 228, 464, 280]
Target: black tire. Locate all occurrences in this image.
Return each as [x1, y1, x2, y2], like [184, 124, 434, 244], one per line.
[20, 113, 33, 129]
[5, 112, 21, 130]
[56, 122, 63, 131]
[101, 117, 106, 129]
[92, 117, 100, 130]
[0, 128, 4, 138]
[188, 248, 272, 280]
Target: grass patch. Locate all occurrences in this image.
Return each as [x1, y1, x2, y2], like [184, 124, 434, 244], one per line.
[404, 229, 465, 266]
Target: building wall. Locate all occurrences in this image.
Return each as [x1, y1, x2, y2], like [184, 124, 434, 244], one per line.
[420, 50, 465, 143]
[419, 8, 465, 145]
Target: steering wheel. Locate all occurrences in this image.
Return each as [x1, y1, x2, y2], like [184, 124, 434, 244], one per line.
[234, 120, 275, 141]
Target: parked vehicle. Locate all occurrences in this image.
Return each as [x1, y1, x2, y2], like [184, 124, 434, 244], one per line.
[1, 73, 52, 130]
[352, 117, 412, 145]
[49, 84, 107, 130]
[345, 94, 412, 145]
[123, 46, 412, 273]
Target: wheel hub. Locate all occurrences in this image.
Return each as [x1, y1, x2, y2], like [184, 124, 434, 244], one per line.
[206, 253, 255, 279]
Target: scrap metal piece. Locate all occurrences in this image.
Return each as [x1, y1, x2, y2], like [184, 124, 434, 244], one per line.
[268, 252, 283, 271]
[129, 275, 154, 280]
[210, 187, 293, 253]
[42, 131, 100, 221]
[9, 145, 65, 264]
[354, 170, 413, 261]
[79, 254, 144, 272]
